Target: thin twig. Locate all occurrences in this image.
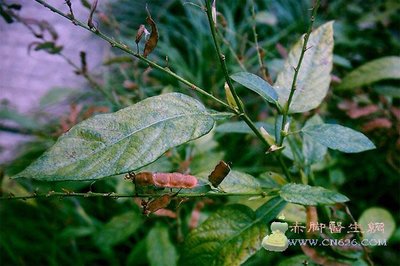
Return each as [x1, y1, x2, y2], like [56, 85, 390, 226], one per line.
[0, 190, 274, 201]
[65, 0, 75, 20]
[250, 0, 272, 84]
[32, 0, 233, 111]
[344, 204, 375, 266]
[278, 0, 320, 147]
[58, 53, 120, 106]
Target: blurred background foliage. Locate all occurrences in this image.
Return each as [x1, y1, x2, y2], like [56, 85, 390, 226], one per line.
[0, 0, 399, 265]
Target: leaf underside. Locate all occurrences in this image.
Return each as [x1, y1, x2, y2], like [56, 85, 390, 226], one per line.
[274, 21, 334, 113]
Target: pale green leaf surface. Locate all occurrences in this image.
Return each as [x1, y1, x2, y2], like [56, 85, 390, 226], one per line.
[94, 211, 142, 249]
[301, 124, 375, 153]
[274, 21, 334, 113]
[146, 224, 178, 266]
[216, 121, 274, 135]
[338, 56, 400, 90]
[230, 72, 278, 104]
[180, 197, 286, 266]
[219, 170, 262, 193]
[302, 115, 327, 164]
[280, 183, 349, 205]
[13, 93, 215, 181]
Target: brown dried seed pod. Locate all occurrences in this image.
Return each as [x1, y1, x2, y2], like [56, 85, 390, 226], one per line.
[143, 14, 158, 57]
[135, 24, 146, 44]
[208, 161, 231, 187]
[145, 194, 172, 214]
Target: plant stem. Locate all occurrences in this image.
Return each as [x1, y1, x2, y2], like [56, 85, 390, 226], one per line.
[33, 0, 233, 112]
[205, 0, 292, 180]
[250, 0, 272, 84]
[278, 0, 320, 147]
[0, 190, 276, 201]
[59, 53, 120, 107]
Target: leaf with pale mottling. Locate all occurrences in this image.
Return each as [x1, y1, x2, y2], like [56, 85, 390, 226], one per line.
[230, 72, 278, 104]
[302, 115, 327, 164]
[219, 170, 262, 193]
[14, 93, 215, 181]
[274, 21, 334, 113]
[301, 123, 375, 153]
[280, 183, 349, 205]
[180, 197, 286, 266]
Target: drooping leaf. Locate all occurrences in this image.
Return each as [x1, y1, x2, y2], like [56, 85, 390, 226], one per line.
[14, 93, 215, 181]
[33, 41, 63, 54]
[146, 224, 178, 266]
[94, 211, 142, 250]
[302, 115, 327, 164]
[39, 87, 81, 107]
[301, 124, 375, 153]
[180, 197, 286, 266]
[358, 207, 396, 242]
[280, 183, 349, 205]
[274, 21, 334, 113]
[216, 121, 274, 135]
[230, 72, 278, 104]
[135, 24, 146, 44]
[143, 12, 159, 57]
[0, 106, 40, 130]
[338, 56, 400, 90]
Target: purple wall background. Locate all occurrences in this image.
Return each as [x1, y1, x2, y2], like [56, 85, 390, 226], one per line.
[0, 0, 107, 163]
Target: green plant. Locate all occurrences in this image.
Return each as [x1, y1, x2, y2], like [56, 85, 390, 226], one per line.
[1, 0, 398, 265]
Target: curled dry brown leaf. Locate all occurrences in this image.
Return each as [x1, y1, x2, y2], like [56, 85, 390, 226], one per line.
[143, 11, 158, 58]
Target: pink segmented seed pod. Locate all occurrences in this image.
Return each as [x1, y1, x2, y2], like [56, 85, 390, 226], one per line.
[127, 172, 198, 188]
[152, 172, 198, 188]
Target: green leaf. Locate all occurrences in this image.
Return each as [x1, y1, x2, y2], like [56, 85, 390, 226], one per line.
[180, 197, 286, 266]
[274, 21, 334, 113]
[39, 87, 81, 107]
[146, 224, 178, 266]
[302, 115, 327, 164]
[230, 72, 278, 104]
[358, 207, 396, 242]
[372, 85, 400, 98]
[0, 106, 40, 130]
[280, 183, 349, 205]
[94, 211, 142, 250]
[13, 93, 215, 181]
[34, 42, 63, 54]
[216, 121, 274, 135]
[301, 124, 376, 153]
[219, 170, 262, 193]
[338, 56, 400, 90]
